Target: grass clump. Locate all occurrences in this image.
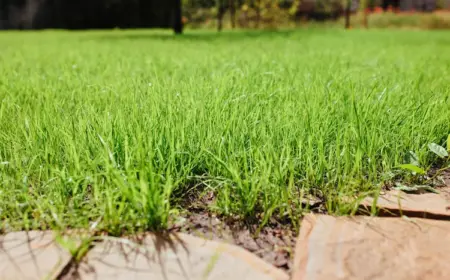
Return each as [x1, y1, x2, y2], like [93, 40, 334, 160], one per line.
[0, 29, 449, 233]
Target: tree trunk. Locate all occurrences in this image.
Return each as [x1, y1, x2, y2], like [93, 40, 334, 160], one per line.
[361, 0, 368, 28]
[344, 0, 351, 29]
[362, 10, 368, 28]
[255, 0, 261, 28]
[173, 0, 183, 34]
[229, 0, 236, 29]
[0, 0, 8, 29]
[217, 0, 225, 31]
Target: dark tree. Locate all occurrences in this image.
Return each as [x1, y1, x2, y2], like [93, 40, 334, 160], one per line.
[0, 0, 182, 32]
[217, 0, 225, 31]
[255, 0, 261, 28]
[344, 0, 351, 29]
[229, 0, 236, 29]
[382, 0, 400, 11]
[173, 0, 183, 34]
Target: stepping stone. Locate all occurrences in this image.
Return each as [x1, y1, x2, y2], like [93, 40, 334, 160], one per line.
[292, 214, 450, 280]
[360, 187, 450, 219]
[75, 233, 289, 280]
[0, 231, 74, 280]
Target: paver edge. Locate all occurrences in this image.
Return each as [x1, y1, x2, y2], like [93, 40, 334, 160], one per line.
[177, 233, 290, 280]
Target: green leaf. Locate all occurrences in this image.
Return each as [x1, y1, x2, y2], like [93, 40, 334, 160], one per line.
[428, 143, 449, 158]
[398, 164, 426, 175]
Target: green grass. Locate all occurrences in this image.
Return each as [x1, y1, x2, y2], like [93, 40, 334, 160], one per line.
[0, 29, 449, 234]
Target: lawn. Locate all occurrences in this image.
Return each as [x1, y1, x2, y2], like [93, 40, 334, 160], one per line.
[0, 29, 449, 234]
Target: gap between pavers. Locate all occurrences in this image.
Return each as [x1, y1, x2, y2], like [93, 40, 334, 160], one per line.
[67, 232, 289, 280]
[292, 214, 450, 280]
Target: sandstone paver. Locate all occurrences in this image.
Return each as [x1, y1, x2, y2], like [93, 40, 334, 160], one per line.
[292, 214, 450, 280]
[76, 233, 289, 280]
[360, 187, 450, 219]
[0, 231, 73, 280]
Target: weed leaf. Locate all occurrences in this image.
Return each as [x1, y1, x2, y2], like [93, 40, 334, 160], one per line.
[398, 164, 425, 175]
[394, 184, 439, 194]
[428, 143, 448, 158]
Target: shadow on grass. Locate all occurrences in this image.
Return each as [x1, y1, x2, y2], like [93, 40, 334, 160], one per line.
[87, 29, 305, 43]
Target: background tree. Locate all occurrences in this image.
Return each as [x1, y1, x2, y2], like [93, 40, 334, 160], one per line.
[0, 0, 181, 30]
[229, 0, 236, 28]
[217, 0, 226, 31]
[174, 0, 184, 34]
[361, 0, 368, 28]
[344, 0, 351, 29]
[255, 0, 261, 28]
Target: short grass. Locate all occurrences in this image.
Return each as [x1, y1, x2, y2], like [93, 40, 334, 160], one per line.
[0, 29, 449, 234]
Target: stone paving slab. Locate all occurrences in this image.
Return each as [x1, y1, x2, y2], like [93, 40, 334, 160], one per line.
[292, 214, 450, 280]
[75, 233, 289, 280]
[0, 231, 74, 280]
[360, 187, 450, 219]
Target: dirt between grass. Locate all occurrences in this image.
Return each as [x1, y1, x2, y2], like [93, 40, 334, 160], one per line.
[172, 211, 297, 272]
[168, 187, 302, 272]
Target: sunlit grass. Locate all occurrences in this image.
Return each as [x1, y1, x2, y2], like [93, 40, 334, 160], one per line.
[0, 29, 449, 233]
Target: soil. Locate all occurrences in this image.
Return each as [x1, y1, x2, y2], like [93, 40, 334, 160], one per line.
[171, 211, 298, 272]
[170, 189, 303, 272]
[433, 167, 450, 187]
